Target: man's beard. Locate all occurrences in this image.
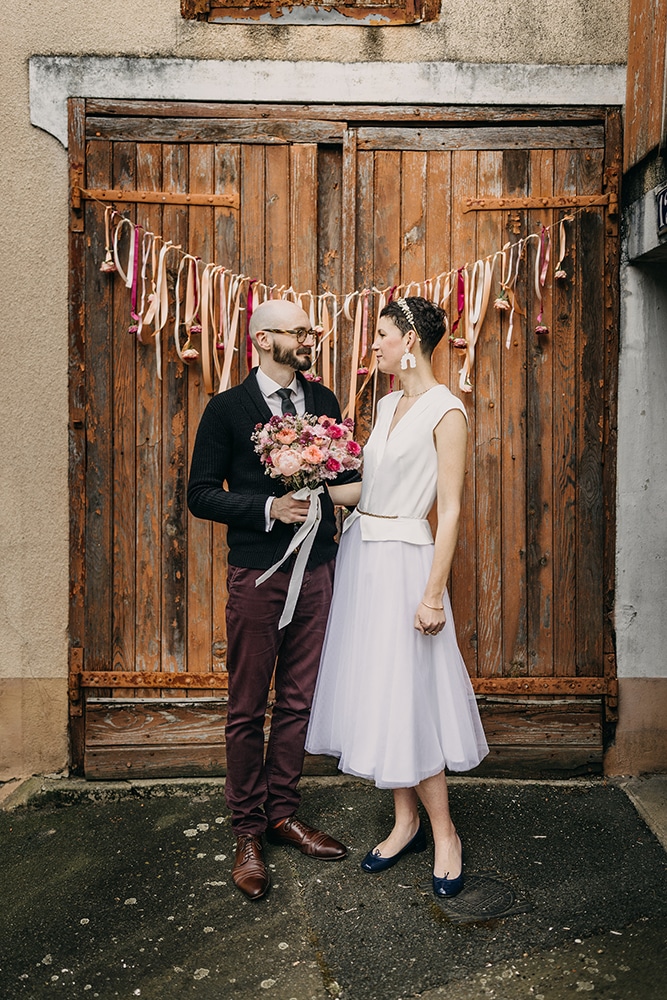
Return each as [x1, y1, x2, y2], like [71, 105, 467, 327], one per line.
[272, 343, 312, 371]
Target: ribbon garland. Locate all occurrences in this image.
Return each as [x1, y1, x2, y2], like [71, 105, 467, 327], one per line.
[100, 206, 576, 403]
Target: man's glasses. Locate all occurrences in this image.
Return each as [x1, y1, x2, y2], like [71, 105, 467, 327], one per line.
[264, 327, 319, 345]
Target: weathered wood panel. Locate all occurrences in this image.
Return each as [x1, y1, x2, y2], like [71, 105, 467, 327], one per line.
[87, 117, 347, 144]
[85, 139, 114, 676]
[357, 126, 605, 152]
[474, 150, 504, 678]
[526, 150, 554, 677]
[552, 151, 578, 677]
[500, 149, 529, 679]
[624, 0, 667, 169]
[186, 145, 215, 675]
[161, 142, 189, 686]
[449, 149, 478, 675]
[72, 104, 619, 778]
[86, 99, 608, 124]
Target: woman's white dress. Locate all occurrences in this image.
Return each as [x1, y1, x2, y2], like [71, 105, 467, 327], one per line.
[305, 385, 489, 788]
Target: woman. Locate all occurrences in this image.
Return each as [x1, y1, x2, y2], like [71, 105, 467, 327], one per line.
[305, 296, 488, 897]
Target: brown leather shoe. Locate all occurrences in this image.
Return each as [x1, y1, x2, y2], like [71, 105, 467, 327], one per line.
[231, 834, 270, 900]
[266, 816, 347, 860]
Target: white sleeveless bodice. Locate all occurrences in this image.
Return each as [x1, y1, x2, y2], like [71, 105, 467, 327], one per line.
[343, 384, 467, 545]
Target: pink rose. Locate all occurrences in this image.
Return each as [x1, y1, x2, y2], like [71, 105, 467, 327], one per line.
[326, 457, 342, 473]
[317, 415, 333, 427]
[326, 424, 344, 439]
[273, 449, 304, 477]
[276, 428, 297, 445]
[302, 445, 324, 465]
[346, 440, 361, 457]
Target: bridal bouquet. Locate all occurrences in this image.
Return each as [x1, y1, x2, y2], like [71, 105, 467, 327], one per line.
[252, 413, 362, 491]
[252, 413, 362, 628]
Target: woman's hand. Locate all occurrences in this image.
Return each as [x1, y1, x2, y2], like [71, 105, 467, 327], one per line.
[414, 600, 446, 636]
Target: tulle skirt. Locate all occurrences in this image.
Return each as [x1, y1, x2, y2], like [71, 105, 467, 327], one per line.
[305, 517, 489, 788]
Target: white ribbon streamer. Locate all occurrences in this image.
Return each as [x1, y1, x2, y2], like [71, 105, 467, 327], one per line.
[254, 485, 324, 629]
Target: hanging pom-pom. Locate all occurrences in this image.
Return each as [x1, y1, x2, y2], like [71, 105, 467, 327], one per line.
[494, 289, 511, 311]
[100, 252, 117, 273]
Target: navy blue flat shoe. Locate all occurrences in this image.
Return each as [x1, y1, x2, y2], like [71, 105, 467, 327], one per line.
[432, 843, 465, 898]
[361, 824, 427, 873]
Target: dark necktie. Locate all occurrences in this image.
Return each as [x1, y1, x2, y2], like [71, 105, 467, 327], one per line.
[276, 387, 297, 416]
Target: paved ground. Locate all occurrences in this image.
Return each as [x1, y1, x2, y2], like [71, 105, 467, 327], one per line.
[0, 775, 665, 1000]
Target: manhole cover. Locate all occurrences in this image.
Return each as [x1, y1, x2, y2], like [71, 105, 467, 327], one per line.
[433, 873, 532, 923]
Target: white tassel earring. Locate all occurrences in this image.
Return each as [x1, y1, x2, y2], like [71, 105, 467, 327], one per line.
[401, 345, 417, 370]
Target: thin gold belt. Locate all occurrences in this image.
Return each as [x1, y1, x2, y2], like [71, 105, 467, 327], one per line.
[357, 508, 398, 520]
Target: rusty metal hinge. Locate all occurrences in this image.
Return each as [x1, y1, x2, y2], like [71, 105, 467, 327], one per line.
[75, 188, 240, 210]
[463, 194, 612, 213]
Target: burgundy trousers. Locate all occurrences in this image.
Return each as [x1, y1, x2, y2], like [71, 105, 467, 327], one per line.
[224, 559, 335, 835]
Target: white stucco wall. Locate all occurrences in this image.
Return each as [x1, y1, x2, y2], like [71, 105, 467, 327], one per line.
[0, 0, 629, 777]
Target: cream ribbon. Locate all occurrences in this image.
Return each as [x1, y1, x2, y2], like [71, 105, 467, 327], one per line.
[254, 485, 324, 629]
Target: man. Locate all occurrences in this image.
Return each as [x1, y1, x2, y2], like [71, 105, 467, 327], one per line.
[188, 298, 358, 900]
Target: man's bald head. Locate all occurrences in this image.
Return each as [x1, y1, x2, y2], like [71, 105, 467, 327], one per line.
[249, 299, 311, 343]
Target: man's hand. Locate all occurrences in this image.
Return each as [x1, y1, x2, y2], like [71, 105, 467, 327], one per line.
[270, 492, 311, 524]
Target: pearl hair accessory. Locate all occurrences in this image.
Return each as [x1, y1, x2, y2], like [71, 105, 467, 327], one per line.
[396, 298, 418, 370]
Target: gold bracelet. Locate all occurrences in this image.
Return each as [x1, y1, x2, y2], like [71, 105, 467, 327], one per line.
[421, 600, 444, 611]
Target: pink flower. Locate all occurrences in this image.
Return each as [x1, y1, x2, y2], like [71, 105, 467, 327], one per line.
[494, 297, 511, 311]
[450, 337, 467, 350]
[302, 445, 324, 465]
[535, 324, 549, 336]
[357, 366, 369, 375]
[273, 449, 304, 477]
[276, 428, 297, 445]
[343, 418, 354, 430]
[346, 440, 361, 457]
[326, 424, 344, 440]
[100, 257, 117, 273]
[326, 457, 342, 473]
[182, 347, 199, 360]
[555, 269, 567, 280]
[318, 415, 333, 427]
[303, 372, 322, 382]
[189, 324, 202, 335]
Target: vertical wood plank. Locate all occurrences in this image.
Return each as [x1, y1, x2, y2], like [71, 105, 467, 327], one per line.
[161, 143, 189, 686]
[340, 130, 357, 418]
[576, 148, 606, 678]
[373, 150, 402, 405]
[68, 97, 87, 770]
[317, 147, 343, 392]
[265, 144, 290, 291]
[474, 150, 503, 678]
[111, 142, 139, 697]
[526, 149, 555, 677]
[354, 149, 375, 437]
[602, 111, 622, 678]
[425, 151, 451, 386]
[84, 140, 114, 677]
[552, 150, 578, 677]
[187, 144, 215, 675]
[215, 144, 241, 385]
[400, 151, 427, 288]
[500, 149, 529, 678]
[449, 149, 478, 675]
[241, 144, 266, 381]
[134, 144, 163, 680]
[212, 143, 241, 679]
[290, 144, 318, 295]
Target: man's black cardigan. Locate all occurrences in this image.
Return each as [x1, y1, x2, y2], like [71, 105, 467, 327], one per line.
[187, 369, 359, 571]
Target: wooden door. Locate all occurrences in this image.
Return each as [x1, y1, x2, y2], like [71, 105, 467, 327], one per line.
[68, 100, 620, 778]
